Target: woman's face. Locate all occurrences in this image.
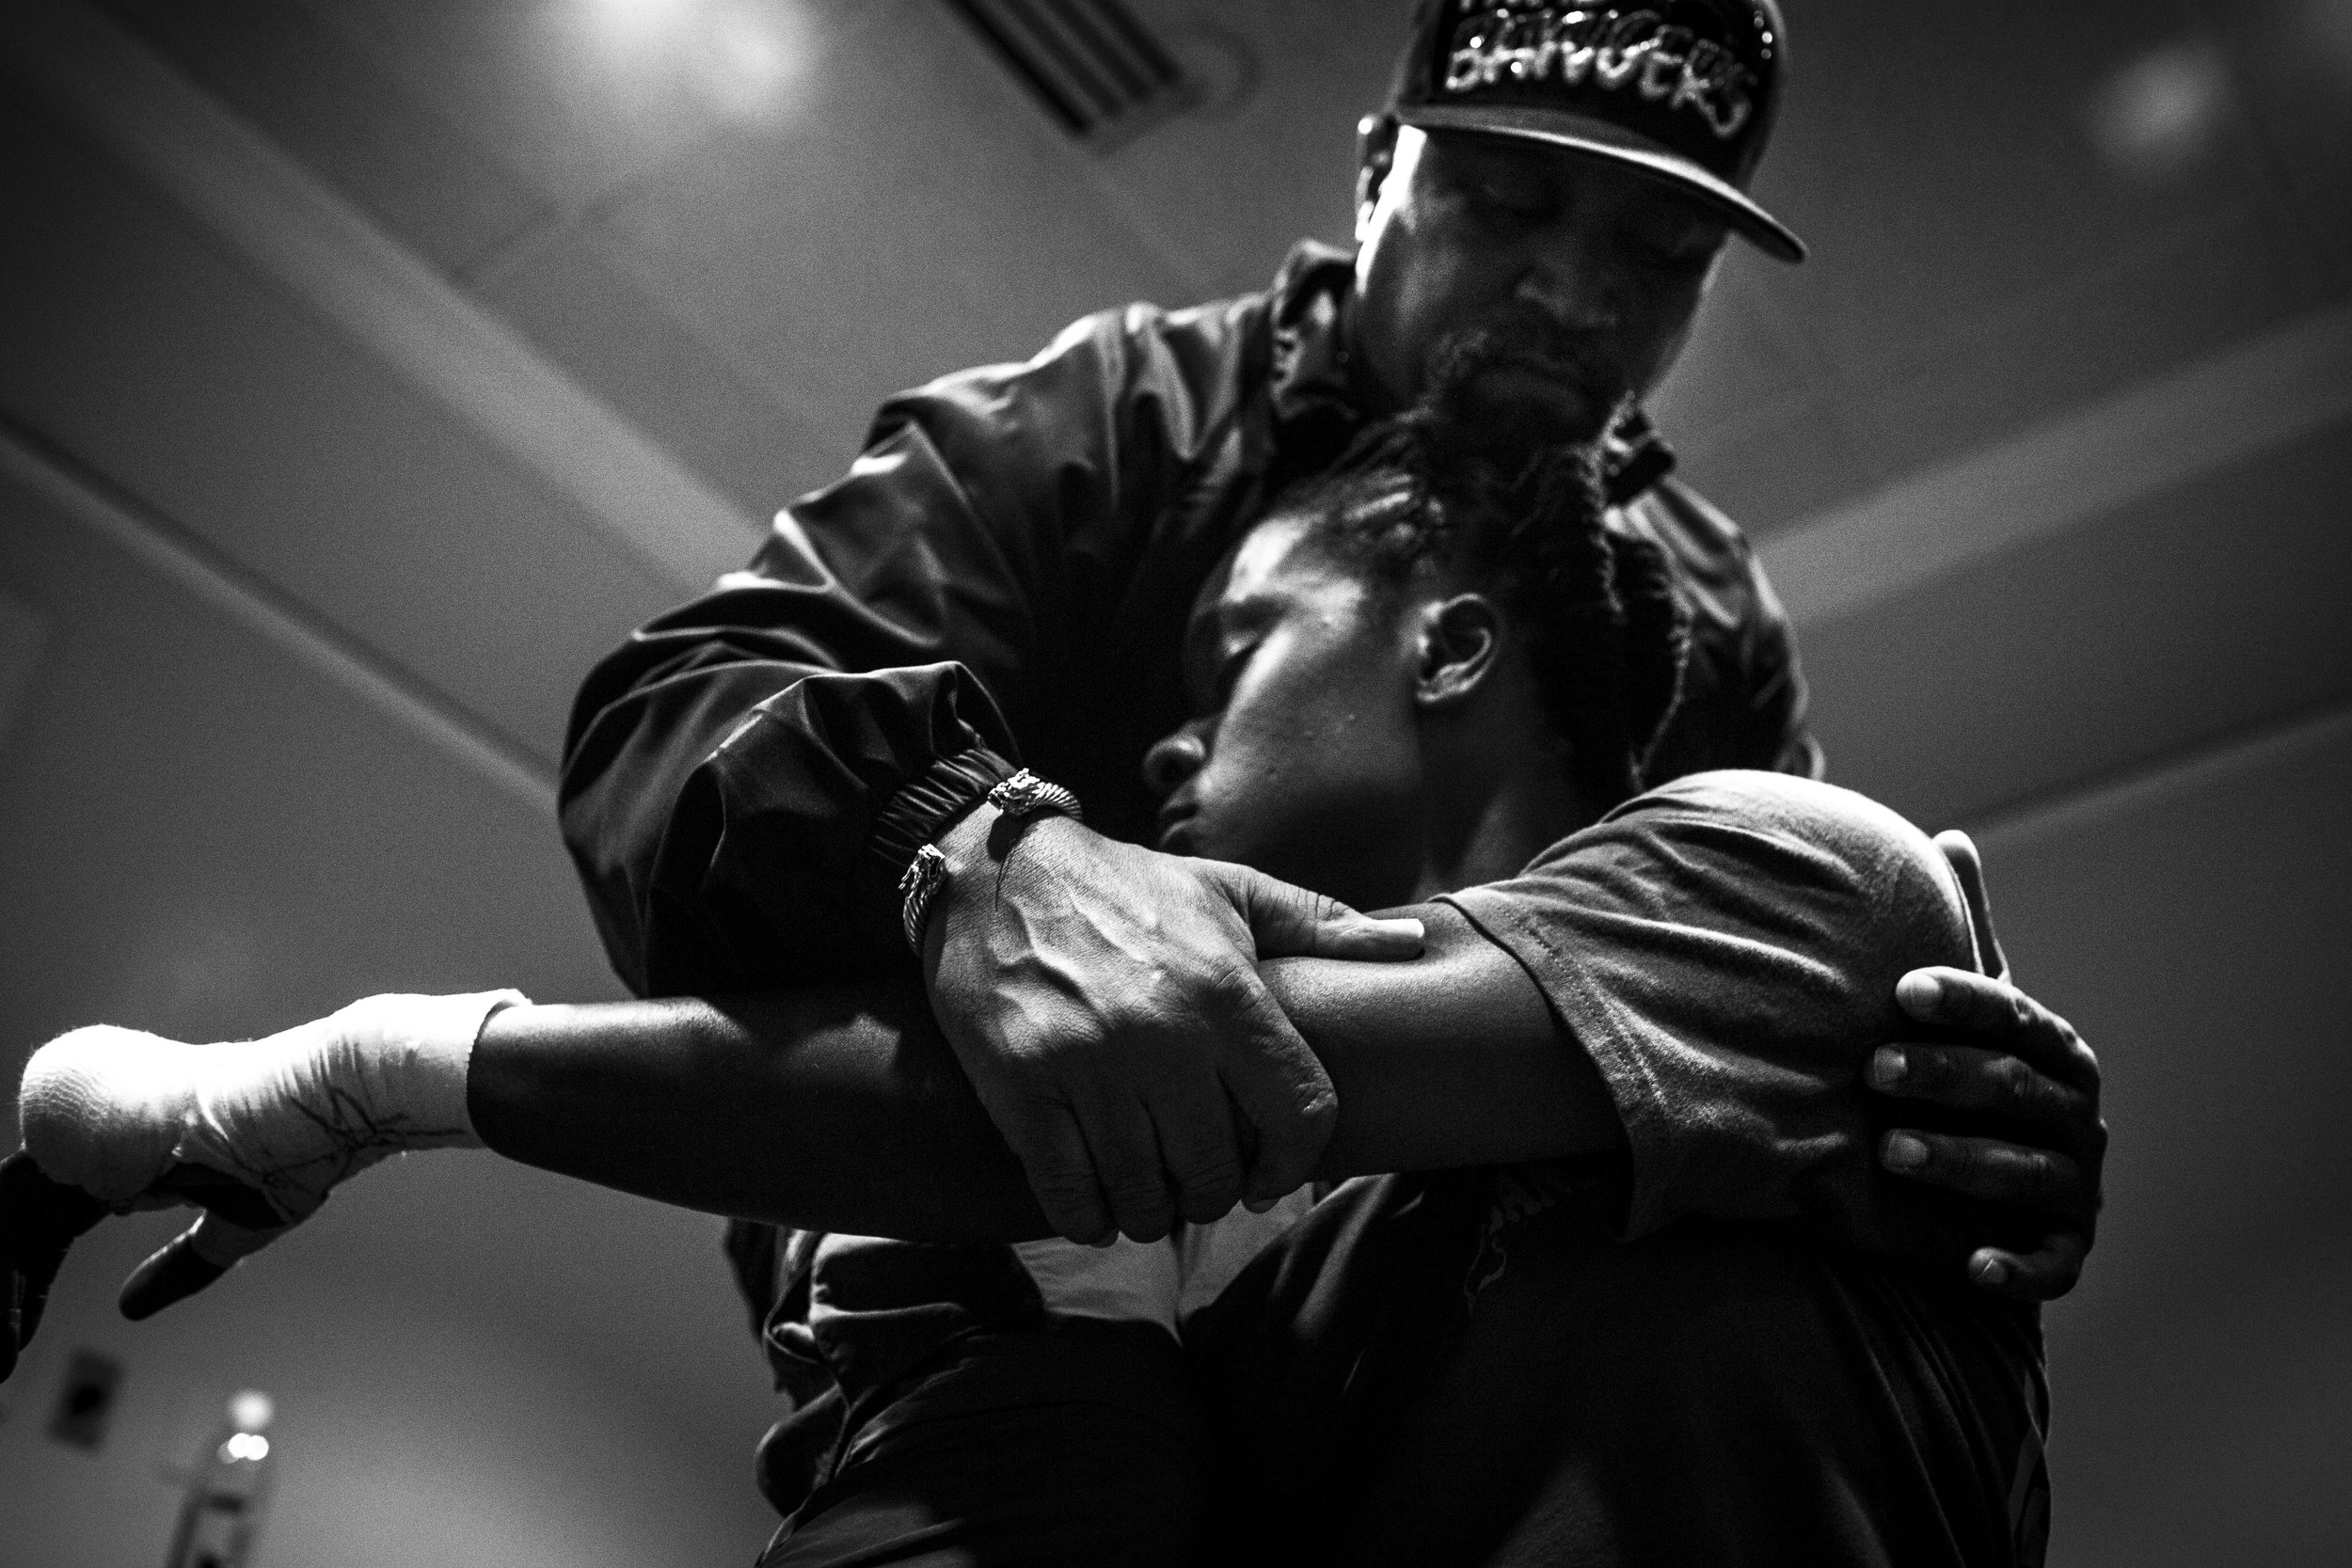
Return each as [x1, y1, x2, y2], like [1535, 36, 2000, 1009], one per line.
[1143, 512, 1431, 911]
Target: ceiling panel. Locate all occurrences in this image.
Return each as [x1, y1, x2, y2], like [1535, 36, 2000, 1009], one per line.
[1829, 198, 2326, 512]
[91, 0, 550, 277]
[287, 0, 850, 222]
[1795, 420, 2352, 830]
[587, 0, 1211, 462]
[2196, 0, 2352, 282]
[1765, 1, 2289, 383]
[1088, 0, 1415, 297]
[472, 226, 839, 514]
[0, 97, 678, 761]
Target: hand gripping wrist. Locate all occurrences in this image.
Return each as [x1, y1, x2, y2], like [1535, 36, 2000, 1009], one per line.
[900, 769, 1083, 956]
[18, 990, 526, 1224]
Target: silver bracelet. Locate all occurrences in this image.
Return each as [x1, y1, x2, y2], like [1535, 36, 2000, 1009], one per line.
[987, 768, 1084, 825]
[898, 771, 1082, 957]
[898, 844, 950, 956]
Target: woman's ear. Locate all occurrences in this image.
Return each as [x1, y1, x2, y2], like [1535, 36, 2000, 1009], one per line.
[1414, 594, 1503, 709]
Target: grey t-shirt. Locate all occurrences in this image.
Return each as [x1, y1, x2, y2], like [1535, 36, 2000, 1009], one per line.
[1442, 768, 1983, 1244]
[1191, 771, 2047, 1566]
[1050, 769, 1993, 1331]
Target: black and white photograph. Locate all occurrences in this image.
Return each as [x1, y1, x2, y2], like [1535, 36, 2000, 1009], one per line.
[1, 2, 2346, 1564]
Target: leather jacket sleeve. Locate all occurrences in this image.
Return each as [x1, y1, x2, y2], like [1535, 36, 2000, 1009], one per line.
[560, 300, 1263, 996]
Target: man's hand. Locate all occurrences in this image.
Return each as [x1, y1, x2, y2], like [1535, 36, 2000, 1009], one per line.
[1869, 832, 2106, 1302]
[923, 811, 1425, 1244]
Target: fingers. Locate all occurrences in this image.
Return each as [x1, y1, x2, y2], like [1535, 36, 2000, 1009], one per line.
[154, 1162, 286, 1230]
[119, 1231, 229, 1322]
[1219, 864, 1425, 961]
[1932, 830, 2010, 982]
[1209, 974, 1339, 1207]
[1894, 969, 2101, 1096]
[1965, 1232, 2090, 1303]
[1, 1151, 111, 1381]
[118, 1212, 281, 1322]
[1867, 1045, 2096, 1141]
[1880, 1130, 2088, 1220]
[1084, 1093, 1182, 1244]
[1013, 1102, 1119, 1245]
[1149, 1082, 1248, 1227]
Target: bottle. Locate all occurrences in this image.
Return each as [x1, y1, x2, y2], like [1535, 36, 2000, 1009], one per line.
[165, 1390, 277, 1568]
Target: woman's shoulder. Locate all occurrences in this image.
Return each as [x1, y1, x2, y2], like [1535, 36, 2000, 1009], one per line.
[1602, 769, 1947, 880]
[1530, 769, 1974, 965]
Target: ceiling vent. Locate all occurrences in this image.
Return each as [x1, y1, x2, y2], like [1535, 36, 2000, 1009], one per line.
[945, 0, 1195, 146]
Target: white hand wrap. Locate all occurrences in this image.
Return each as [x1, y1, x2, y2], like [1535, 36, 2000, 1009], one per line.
[18, 990, 526, 1225]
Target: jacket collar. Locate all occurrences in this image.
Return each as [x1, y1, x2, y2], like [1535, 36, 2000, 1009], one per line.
[1263, 241, 1370, 492]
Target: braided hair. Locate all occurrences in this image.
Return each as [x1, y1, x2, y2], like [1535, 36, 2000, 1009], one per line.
[1272, 412, 1692, 811]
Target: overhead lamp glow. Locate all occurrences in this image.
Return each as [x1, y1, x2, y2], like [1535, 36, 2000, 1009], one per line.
[578, 0, 812, 126]
[2088, 41, 2231, 182]
[588, 0, 687, 45]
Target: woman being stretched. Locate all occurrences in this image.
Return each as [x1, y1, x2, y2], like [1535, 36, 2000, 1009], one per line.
[7, 413, 2096, 1565]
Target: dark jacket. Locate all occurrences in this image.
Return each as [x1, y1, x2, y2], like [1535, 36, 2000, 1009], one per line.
[559, 242, 1819, 999]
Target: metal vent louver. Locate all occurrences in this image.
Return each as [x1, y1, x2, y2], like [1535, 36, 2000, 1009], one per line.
[945, 0, 1193, 145]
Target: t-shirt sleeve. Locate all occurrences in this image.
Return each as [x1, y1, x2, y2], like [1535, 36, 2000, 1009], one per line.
[1438, 770, 1979, 1243]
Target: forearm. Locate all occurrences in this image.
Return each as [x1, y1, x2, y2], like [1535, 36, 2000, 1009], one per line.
[469, 990, 1054, 1242]
[468, 902, 1625, 1239]
[1265, 912, 1627, 1177]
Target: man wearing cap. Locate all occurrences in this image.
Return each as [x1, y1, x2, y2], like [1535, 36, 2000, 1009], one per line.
[560, 0, 2092, 1558]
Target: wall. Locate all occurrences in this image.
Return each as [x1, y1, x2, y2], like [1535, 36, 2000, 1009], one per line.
[1977, 710, 2352, 1564]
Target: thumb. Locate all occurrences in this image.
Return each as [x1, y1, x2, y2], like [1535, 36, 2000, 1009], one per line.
[119, 1212, 284, 1322]
[1211, 864, 1426, 960]
[1933, 829, 2010, 983]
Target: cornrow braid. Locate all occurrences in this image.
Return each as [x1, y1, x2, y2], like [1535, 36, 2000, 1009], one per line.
[1276, 412, 1692, 811]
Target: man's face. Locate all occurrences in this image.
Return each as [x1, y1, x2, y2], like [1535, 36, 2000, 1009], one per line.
[1146, 513, 1429, 912]
[1352, 125, 1727, 448]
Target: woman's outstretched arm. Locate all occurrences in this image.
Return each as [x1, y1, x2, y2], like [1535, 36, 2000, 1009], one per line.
[468, 904, 1614, 1243]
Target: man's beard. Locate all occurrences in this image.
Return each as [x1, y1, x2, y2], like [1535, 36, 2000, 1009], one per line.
[1417, 311, 1632, 453]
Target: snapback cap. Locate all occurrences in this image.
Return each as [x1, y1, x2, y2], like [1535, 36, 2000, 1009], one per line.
[1388, 1, 1806, 262]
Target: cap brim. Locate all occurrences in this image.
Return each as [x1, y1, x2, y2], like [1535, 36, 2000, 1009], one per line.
[1399, 103, 1808, 264]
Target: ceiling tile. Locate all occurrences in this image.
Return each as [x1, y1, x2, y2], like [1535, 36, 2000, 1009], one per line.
[1088, 0, 1416, 297]
[293, 0, 866, 219]
[1759, 0, 2297, 392]
[591, 0, 1210, 462]
[474, 229, 842, 515]
[0, 100, 678, 760]
[93, 0, 548, 276]
[1793, 419, 2352, 827]
[1832, 198, 2327, 495]
[1665, 398, 1881, 540]
[2195, 0, 2352, 284]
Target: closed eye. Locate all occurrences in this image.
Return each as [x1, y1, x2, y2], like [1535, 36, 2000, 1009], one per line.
[1209, 643, 1255, 710]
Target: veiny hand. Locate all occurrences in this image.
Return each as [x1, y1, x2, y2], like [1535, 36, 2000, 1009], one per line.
[924, 813, 1424, 1244]
[1868, 832, 2106, 1302]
